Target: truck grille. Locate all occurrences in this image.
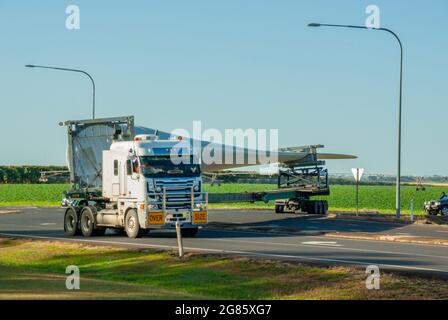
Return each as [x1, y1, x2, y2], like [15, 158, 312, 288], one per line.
[148, 179, 201, 209]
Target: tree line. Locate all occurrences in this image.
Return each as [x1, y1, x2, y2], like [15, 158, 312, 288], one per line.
[0, 166, 68, 184]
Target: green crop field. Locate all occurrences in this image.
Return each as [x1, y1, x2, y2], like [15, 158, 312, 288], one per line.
[205, 183, 448, 214]
[1, 183, 447, 214]
[0, 184, 68, 207]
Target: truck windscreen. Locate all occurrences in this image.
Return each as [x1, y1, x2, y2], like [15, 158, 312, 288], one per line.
[140, 155, 201, 177]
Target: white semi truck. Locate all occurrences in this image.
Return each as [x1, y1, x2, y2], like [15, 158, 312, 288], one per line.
[61, 116, 208, 238]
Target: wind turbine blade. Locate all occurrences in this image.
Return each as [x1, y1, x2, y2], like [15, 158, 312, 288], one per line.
[317, 153, 357, 160]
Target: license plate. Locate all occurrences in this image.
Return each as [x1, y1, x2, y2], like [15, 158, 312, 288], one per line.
[193, 211, 207, 224]
[148, 212, 164, 225]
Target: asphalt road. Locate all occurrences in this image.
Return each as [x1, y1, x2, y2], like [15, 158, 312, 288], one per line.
[1, 207, 448, 276]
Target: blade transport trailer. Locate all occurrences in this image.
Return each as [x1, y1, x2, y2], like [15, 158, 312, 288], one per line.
[208, 145, 330, 215]
[61, 116, 208, 238]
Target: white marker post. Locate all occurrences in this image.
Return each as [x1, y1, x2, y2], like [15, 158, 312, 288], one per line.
[175, 222, 184, 258]
[351, 168, 364, 216]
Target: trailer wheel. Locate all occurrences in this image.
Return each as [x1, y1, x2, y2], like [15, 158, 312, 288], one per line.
[64, 207, 80, 236]
[80, 207, 96, 237]
[322, 200, 329, 215]
[125, 209, 145, 238]
[181, 227, 198, 237]
[306, 201, 315, 214]
[316, 201, 323, 214]
[275, 204, 285, 214]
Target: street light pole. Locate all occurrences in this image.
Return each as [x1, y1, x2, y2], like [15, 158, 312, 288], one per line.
[25, 64, 96, 119]
[308, 23, 403, 219]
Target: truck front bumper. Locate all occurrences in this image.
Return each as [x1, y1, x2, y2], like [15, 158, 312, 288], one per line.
[145, 209, 208, 229]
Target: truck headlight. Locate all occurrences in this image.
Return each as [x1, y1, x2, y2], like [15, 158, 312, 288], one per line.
[155, 186, 162, 193]
[193, 185, 200, 192]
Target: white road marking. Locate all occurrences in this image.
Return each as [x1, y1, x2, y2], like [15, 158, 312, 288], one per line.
[301, 241, 342, 247]
[211, 228, 448, 249]
[206, 236, 448, 260]
[0, 232, 447, 274]
[40, 223, 56, 226]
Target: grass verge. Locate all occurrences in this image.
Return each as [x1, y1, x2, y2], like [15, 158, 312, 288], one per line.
[1, 237, 447, 300]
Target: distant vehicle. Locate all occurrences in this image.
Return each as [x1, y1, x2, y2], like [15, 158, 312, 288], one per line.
[424, 194, 448, 216]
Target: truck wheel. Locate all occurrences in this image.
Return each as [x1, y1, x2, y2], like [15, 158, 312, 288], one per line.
[125, 209, 145, 238]
[64, 207, 80, 236]
[181, 227, 198, 237]
[80, 207, 96, 237]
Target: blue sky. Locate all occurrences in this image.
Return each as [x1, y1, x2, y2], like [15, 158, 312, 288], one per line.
[0, 0, 447, 175]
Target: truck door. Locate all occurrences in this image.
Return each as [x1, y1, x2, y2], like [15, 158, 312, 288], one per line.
[120, 160, 129, 196]
[125, 157, 141, 199]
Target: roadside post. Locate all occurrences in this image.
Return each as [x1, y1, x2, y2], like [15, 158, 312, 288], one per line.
[410, 199, 414, 222]
[351, 168, 364, 216]
[175, 222, 184, 258]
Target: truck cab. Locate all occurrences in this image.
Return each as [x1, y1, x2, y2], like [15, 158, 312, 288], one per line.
[101, 135, 207, 237]
[62, 116, 208, 239]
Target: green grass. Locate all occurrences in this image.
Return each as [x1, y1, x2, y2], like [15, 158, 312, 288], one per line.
[1, 183, 447, 214]
[1, 238, 448, 300]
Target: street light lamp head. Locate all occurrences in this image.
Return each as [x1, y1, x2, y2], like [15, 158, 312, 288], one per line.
[25, 64, 36, 68]
[307, 23, 321, 27]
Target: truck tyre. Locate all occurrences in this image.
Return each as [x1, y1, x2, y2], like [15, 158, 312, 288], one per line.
[181, 227, 198, 237]
[316, 201, 327, 215]
[64, 207, 80, 236]
[316, 201, 322, 214]
[80, 207, 97, 237]
[125, 209, 145, 238]
[322, 200, 329, 214]
[275, 204, 285, 214]
[306, 201, 316, 214]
